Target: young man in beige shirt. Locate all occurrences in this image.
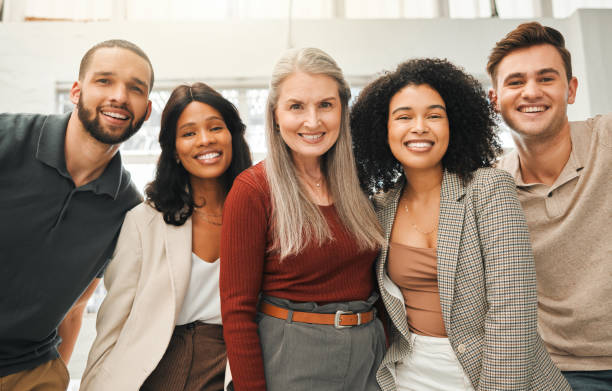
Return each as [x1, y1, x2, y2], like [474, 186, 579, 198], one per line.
[489, 22, 612, 390]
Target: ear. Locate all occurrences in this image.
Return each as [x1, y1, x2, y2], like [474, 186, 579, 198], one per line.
[145, 100, 152, 121]
[488, 88, 500, 112]
[567, 77, 578, 105]
[69, 81, 81, 105]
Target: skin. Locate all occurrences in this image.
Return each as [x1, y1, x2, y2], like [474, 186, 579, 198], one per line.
[67, 47, 152, 187]
[175, 101, 233, 263]
[489, 44, 578, 185]
[387, 84, 450, 249]
[274, 72, 342, 205]
[58, 47, 152, 363]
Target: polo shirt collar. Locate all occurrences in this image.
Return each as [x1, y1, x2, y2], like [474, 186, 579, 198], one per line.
[505, 121, 587, 189]
[36, 112, 126, 199]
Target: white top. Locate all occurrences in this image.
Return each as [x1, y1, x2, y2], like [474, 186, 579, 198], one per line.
[176, 253, 222, 325]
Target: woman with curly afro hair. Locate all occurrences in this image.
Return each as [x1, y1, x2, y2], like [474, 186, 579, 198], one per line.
[351, 59, 570, 391]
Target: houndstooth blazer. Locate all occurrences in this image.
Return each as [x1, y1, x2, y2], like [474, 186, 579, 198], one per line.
[373, 168, 570, 391]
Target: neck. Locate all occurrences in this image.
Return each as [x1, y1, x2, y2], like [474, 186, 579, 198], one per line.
[190, 175, 226, 212]
[293, 155, 324, 182]
[64, 111, 120, 187]
[402, 165, 443, 200]
[512, 121, 572, 186]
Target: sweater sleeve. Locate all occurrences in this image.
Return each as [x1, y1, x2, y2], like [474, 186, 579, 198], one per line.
[220, 175, 269, 391]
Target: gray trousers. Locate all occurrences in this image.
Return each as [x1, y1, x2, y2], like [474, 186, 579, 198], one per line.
[257, 293, 385, 391]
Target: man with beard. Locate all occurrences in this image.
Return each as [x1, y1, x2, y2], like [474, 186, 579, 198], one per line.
[489, 22, 612, 390]
[0, 39, 153, 390]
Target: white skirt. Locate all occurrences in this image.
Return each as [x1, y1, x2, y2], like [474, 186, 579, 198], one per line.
[396, 334, 475, 391]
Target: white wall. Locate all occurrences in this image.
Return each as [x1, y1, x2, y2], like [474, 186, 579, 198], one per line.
[1, 8, 611, 119]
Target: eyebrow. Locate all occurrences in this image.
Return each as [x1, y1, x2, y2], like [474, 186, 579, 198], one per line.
[285, 96, 338, 103]
[391, 104, 446, 115]
[177, 116, 224, 130]
[91, 71, 148, 89]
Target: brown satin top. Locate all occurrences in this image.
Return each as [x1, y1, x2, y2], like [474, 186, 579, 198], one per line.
[387, 242, 447, 337]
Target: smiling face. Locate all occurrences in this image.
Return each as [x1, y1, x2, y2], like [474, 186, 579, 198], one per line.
[175, 101, 233, 182]
[70, 47, 152, 145]
[490, 44, 577, 141]
[274, 72, 341, 166]
[387, 84, 449, 174]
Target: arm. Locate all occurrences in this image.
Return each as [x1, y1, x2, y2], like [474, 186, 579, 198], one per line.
[220, 178, 268, 391]
[80, 209, 143, 386]
[475, 170, 537, 390]
[57, 278, 100, 363]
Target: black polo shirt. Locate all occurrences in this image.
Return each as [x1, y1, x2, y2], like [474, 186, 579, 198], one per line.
[0, 113, 141, 376]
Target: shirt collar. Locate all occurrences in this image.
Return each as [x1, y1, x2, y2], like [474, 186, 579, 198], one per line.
[35, 112, 126, 199]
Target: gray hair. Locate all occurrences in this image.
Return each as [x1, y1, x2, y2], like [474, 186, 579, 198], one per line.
[264, 47, 384, 259]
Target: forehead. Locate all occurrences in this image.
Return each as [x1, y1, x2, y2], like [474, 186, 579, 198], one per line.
[84, 47, 151, 84]
[390, 84, 445, 107]
[278, 72, 339, 100]
[178, 101, 223, 124]
[496, 44, 565, 80]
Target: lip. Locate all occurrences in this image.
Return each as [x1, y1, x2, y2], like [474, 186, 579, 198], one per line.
[516, 104, 549, 114]
[403, 139, 435, 152]
[298, 132, 325, 144]
[100, 107, 132, 125]
[194, 150, 223, 164]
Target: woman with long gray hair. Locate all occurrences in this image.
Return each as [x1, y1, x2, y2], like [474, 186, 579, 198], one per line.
[220, 48, 386, 391]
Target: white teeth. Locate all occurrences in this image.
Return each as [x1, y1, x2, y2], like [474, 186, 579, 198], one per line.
[406, 141, 433, 148]
[301, 133, 323, 140]
[521, 106, 546, 113]
[197, 152, 220, 160]
[103, 111, 128, 119]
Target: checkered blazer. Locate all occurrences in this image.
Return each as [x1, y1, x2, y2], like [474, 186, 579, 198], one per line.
[373, 168, 570, 391]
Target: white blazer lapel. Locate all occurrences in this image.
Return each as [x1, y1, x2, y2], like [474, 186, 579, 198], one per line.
[436, 170, 466, 333]
[164, 217, 193, 319]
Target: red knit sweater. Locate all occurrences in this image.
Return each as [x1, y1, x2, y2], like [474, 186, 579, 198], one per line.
[220, 162, 378, 391]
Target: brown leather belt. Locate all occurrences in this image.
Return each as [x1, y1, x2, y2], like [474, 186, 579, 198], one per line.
[259, 301, 375, 329]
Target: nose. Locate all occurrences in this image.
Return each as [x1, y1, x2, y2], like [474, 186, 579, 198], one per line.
[411, 116, 428, 134]
[196, 129, 214, 145]
[304, 107, 319, 129]
[110, 83, 128, 103]
[521, 79, 543, 100]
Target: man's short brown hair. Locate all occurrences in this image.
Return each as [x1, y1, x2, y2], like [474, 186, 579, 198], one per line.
[78, 39, 154, 92]
[487, 22, 572, 87]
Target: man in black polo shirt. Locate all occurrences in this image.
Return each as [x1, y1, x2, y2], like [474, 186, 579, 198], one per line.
[0, 39, 153, 390]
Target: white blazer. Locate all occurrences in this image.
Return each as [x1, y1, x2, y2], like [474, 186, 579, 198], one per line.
[80, 203, 193, 391]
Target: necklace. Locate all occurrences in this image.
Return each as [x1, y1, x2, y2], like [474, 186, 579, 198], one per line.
[403, 203, 438, 235]
[193, 208, 222, 226]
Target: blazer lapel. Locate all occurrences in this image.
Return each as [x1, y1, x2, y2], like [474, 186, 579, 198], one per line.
[164, 217, 193, 318]
[436, 170, 466, 332]
[375, 179, 411, 339]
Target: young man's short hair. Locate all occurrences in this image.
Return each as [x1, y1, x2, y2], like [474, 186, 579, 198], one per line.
[487, 22, 572, 86]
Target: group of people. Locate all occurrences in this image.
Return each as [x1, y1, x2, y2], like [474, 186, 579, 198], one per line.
[0, 20, 609, 391]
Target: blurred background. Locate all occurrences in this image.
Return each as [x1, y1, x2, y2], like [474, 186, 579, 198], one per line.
[1, 0, 611, 388]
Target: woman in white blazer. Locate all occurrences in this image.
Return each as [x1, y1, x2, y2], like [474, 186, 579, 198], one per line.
[80, 83, 252, 391]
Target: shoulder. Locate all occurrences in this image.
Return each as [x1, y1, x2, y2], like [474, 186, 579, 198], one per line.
[465, 167, 517, 201]
[230, 161, 269, 198]
[581, 113, 612, 148]
[122, 202, 162, 230]
[116, 167, 143, 208]
[0, 113, 51, 145]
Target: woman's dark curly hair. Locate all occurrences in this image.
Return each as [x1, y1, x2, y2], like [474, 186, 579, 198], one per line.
[145, 83, 252, 225]
[351, 58, 501, 195]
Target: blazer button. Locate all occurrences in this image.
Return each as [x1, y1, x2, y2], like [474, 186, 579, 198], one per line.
[457, 343, 467, 354]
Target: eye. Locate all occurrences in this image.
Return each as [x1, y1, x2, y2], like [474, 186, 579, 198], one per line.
[130, 85, 144, 94]
[289, 103, 302, 110]
[428, 113, 444, 119]
[396, 115, 412, 120]
[320, 101, 332, 109]
[211, 126, 224, 132]
[97, 78, 110, 85]
[180, 130, 195, 137]
[507, 80, 523, 86]
[540, 76, 555, 83]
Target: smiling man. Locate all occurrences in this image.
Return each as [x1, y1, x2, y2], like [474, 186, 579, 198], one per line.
[0, 40, 153, 390]
[489, 22, 612, 390]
